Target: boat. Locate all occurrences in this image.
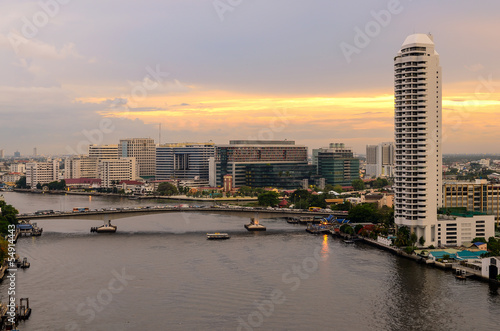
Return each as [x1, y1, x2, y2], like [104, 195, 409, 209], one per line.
[207, 233, 230, 240]
[91, 220, 117, 233]
[19, 257, 30, 269]
[306, 223, 331, 235]
[343, 239, 355, 244]
[245, 217, 266, 231]
[286, 217, 299, 224]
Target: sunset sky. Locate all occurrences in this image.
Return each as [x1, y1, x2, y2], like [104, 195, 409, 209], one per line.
[1, 0, 499, 156]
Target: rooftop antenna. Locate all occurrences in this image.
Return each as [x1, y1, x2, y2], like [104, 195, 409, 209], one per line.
[158, 123, 161, 145]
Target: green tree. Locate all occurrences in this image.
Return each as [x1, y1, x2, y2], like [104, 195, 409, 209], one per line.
[348, 203, 379, 223]
[340, 224, 354, 235]
[257, 191, 280, 207]
[410, 232, 418, 247]
[333, 201, 352, 211]
[354, 224, 363, 234]
[471, 237, 486, 243]
[379, 206, 394, 226]
[290, 189, 312, 209]
[372, 178, 390, 189]
[332, 185, 343, 193]
[15, 176, 27, 188]
[0, 200, 18, 235]
[487, 237, 500, 256]
[157, 182, 179, 196]
[324, 184, 335, 192]
[404, 246, 415, 254]
[309, 194, 327, 209]
[46, 180, 66, 191]
[351, 179, 365, 191]
[239, 186, 253, 197]
[419, 236, 425, 247]
[394, 226, 410, 247]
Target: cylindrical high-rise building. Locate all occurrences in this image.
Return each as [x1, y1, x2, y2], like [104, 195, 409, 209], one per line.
[394, 34, 442, 246]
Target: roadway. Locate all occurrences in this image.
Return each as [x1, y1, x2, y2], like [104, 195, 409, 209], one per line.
[17, 206, 348, 221]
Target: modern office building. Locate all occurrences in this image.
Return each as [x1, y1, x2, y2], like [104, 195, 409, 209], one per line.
[88, 144, 119, 160]
[443, 180, 500, 220]
[209, 140, 310, 188]
[64, 156, 98, 179]
[119, 138, 156, 178]
[365, 142, 395, 178]
[156, 143, 215, 185]
[97, 158, 138, 188]
[25, 160, 59, 187]
[245, 163, 318, 189]
[394, 33, 443, 246]
[313, 143, 360, 187]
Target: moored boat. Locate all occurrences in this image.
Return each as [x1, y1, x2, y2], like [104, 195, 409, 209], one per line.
[245, 218, 266, 231]
[207, 233, 230, 240]
[91, 220, 117, 233]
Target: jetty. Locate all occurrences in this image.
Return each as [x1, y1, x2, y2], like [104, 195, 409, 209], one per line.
[16, 221, 43, 237]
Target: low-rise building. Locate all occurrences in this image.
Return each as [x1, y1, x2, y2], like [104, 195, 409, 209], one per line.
[362, 193, 394, 208]
[481, 257, 500, 280]
[65, 178, 102, 189]
[437, 211, 495, 247]
[1, 172, 23, 183]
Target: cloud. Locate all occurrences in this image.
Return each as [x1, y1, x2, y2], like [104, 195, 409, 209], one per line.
[0, 32, 84, 60]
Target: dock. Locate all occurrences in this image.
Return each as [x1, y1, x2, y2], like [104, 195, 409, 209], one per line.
[0, 297, 32, 329]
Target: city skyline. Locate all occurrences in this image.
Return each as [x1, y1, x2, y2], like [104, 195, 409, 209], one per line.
[1, 1, 499, 155]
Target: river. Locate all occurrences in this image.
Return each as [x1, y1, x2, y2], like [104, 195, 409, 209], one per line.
[2, 191, 500, 330]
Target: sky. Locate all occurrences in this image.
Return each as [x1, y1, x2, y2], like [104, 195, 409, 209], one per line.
[1, 0, 499, 156]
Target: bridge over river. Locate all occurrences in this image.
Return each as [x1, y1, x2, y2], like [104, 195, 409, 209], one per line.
[17, 206, 348, 222]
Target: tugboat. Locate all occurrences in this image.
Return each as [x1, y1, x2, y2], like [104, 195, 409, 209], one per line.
[18, 257, 30, 269]
[206, 233, 231, 240]
[244, 217, 266, 231]
[91, 220, 117, 233]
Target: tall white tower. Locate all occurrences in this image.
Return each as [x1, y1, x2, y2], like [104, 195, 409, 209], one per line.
[394, 34, 442, 246]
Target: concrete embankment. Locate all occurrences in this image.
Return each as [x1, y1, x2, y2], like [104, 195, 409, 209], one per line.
[12, 189, 258, 202]
[358, 236, 500, 284]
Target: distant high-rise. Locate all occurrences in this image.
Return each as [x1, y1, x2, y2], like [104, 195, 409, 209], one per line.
[64, 156, 98, 179]
[0, 149, 4, 159]
[26, 160, 59, 187]
[313, 143, 360, 187]
[209, 140, 311, 188]
[88, 144, 119, 160]
[365, 142, 395, 178]
[156, 142, 215, 184]
[119, 138, 156, 178]
[394, 34, 442, 246]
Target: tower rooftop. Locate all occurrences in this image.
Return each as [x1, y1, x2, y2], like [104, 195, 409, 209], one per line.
[401, 33, 434, 47]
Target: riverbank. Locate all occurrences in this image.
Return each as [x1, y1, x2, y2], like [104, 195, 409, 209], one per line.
[12, 189, 258, 202]
[359, 236, 500, 284]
